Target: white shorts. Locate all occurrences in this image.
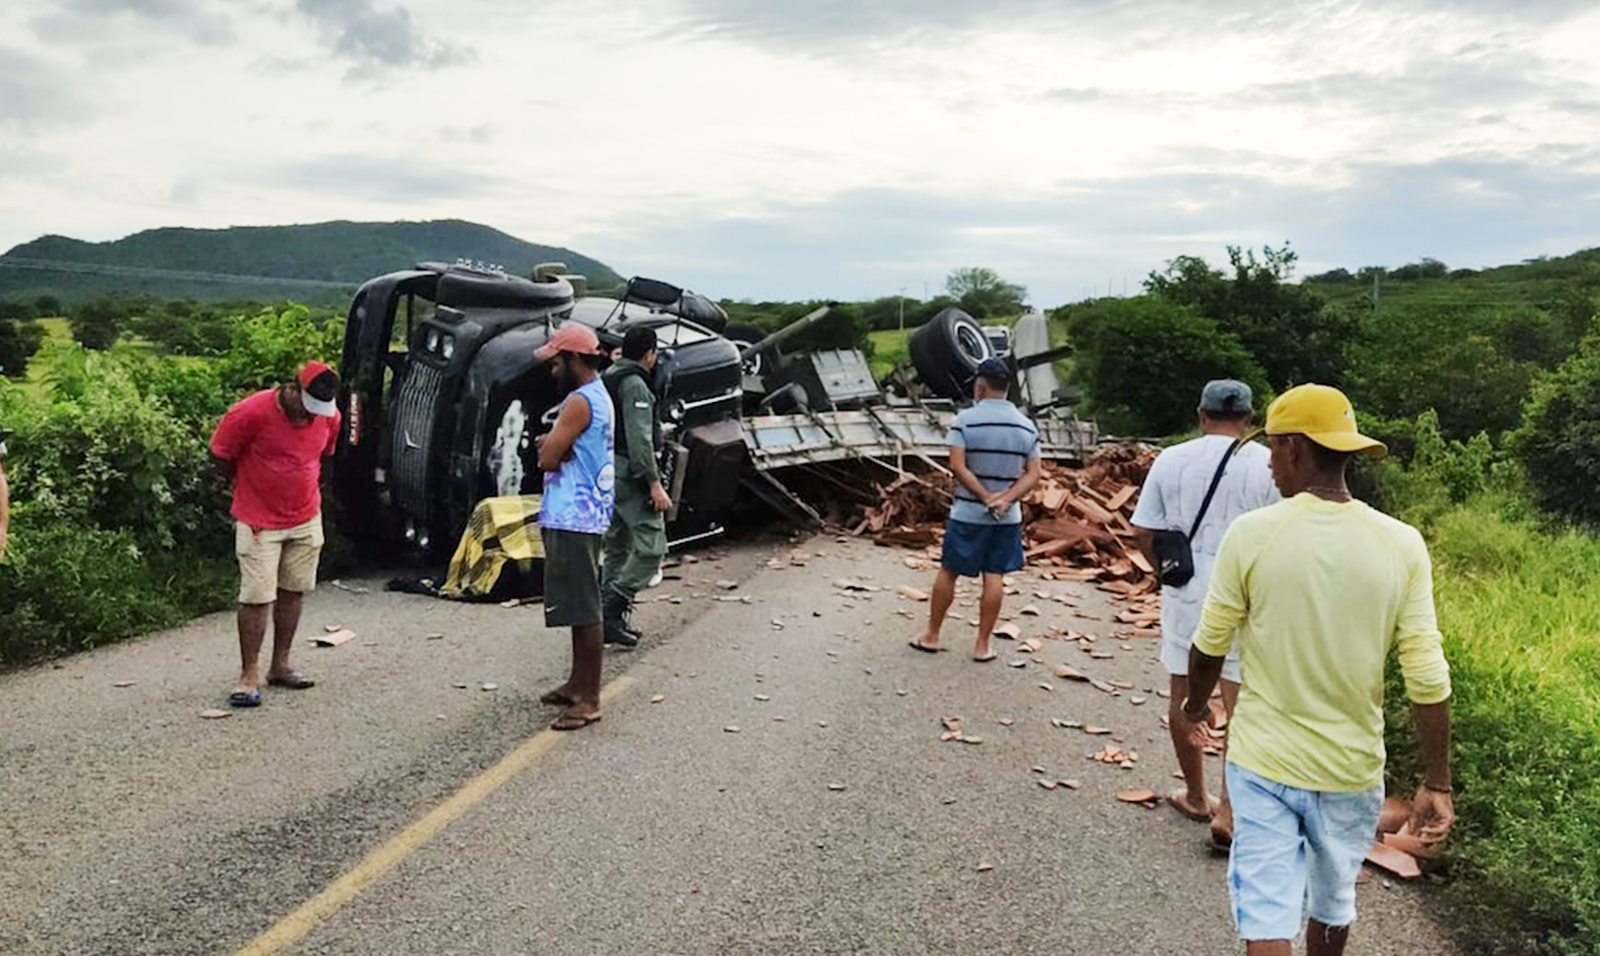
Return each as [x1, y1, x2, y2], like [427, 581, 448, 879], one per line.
[1162, 631, 1241, 684]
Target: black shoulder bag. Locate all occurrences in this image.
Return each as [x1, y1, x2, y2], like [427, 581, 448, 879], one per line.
[1150, 439, 1241, 588]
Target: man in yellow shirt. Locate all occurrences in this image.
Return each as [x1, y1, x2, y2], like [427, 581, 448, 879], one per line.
[1182, 384, 1456, 956]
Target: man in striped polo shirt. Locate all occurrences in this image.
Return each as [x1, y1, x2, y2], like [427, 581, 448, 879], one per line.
[910, 357, 1042, 662]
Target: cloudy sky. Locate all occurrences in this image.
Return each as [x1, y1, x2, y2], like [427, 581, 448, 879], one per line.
[3, 0, 1599, 305]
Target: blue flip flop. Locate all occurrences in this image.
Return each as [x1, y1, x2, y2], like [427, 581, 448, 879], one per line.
[228, 689, 262, 708]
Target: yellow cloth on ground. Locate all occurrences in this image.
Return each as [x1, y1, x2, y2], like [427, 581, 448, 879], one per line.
[440, 495, 544, 599]
[1193, 493, 1451, 792]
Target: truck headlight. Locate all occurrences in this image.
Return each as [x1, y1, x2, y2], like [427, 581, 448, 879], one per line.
[425, 328, 441, 353]
[440, 334, 455, 360]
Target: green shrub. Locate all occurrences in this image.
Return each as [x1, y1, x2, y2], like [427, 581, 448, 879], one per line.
[11, 345, 228, 554]
[0, 315, 45, 378]
[1513, 336, 1600, 529]
[1383, 504, 1600, 954]
[1055, 295, 1268, 436]
[69, 300, 126, 350]
[0, 300, 344, 668]
[0, 523, 230, 666]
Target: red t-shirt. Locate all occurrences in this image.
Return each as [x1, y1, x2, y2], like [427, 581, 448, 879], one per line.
[210, 389, 340, 530]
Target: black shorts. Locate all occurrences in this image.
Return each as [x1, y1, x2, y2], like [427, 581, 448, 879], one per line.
[541, 528, 603, 627]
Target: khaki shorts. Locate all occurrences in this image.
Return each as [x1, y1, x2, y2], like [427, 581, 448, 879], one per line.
[236, 516, 324, 605]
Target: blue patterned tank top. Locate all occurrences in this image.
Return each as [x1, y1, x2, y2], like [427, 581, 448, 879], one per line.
[539, 377, 615, 535]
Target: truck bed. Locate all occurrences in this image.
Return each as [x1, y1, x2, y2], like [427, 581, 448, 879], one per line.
[743, 405, 1100, 473]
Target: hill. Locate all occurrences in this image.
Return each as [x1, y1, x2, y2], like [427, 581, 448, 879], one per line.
[0, 220, 626, 306]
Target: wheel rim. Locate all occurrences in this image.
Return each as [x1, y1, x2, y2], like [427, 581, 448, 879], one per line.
[730, 339, 763, 376]
[954, 322, 990, 364]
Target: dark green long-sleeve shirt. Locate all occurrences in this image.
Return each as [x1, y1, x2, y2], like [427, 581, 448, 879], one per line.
[604, 359, 660, 486]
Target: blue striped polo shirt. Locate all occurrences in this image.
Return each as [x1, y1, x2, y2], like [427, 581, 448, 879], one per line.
[947, 398, 1040, 526]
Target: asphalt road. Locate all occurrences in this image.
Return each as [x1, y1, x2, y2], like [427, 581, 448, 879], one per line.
[0, 535, 1459, 956]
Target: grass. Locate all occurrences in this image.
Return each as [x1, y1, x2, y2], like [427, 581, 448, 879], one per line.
[868, 328, 911, 381]
[1388, 498, 1600, 954]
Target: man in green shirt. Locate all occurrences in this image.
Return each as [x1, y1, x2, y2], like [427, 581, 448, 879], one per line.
[600, 326, 673, 648]
[1183, 384, 1455, 956]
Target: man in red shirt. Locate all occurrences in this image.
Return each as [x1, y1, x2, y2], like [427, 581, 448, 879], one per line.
[210, 362, 342, 708]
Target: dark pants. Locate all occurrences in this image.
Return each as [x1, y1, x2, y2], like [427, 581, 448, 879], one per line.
[601, 477, 667, 603]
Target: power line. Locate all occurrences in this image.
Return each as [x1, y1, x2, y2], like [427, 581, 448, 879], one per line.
[0, 256, 356, 289]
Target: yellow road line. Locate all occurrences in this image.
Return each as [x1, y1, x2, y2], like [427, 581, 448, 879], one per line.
[231, 675, 636, 956]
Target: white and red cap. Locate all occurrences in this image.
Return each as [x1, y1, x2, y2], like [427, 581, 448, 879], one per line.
[534, 323, 603, 360]
[297, 361, 340, 417]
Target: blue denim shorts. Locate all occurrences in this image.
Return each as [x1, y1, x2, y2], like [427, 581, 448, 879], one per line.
[1226, 762, 1383, 941]
[940, 519, 1025, 577]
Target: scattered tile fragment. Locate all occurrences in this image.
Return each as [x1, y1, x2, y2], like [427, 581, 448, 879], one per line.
[1365, 842, 1422, 880]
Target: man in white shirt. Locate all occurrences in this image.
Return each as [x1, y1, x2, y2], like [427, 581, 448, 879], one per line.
[1132, 380, 1278, 847]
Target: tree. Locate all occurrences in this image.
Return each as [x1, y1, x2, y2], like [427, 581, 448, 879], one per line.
[1056, 295, 1268, 436]
[32, 295, 62, 317]
[0, 316, 46, 377]
[1513, 335, 1600, 527]
[1349, 292, 1560, 439]
[69, 300, 126, 351]
[1145, 243, 1352, 389]
[0, 301, 37, 321]
[944, 267, 1026, 319]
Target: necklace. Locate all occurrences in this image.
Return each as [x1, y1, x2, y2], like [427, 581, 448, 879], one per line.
[1302, 484, 1352, 501]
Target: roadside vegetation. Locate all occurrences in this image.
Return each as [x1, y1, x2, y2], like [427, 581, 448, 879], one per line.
[0, 301, 343, 666]
[3, 247, 1600, 952]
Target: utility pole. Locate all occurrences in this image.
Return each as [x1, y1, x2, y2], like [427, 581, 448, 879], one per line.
[898, 287, 906, 331]
[1372, 272, 1380, 307]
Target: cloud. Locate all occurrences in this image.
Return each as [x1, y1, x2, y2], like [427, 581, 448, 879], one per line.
[296, 0, 473, 74]
[29, 0, 236, 46]
[268, 154, 507, 203]
[668, 0, 1594, 52]
[576, 148, 1600, 304]
[0, 46, 96, 129]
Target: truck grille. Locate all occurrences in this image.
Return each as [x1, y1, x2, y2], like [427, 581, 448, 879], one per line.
[392, 360, 444, 517]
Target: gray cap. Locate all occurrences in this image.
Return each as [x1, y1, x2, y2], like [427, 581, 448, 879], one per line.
[1198, 379, 1253, 414]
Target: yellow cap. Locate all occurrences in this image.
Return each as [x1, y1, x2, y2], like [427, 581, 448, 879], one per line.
[1265, 384, 1386, 457]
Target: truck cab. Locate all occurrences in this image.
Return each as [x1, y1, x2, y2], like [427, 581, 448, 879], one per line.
[333, 262, 745, 556]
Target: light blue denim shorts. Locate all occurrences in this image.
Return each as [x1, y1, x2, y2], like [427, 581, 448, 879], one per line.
[1226, 761, 1383, 941]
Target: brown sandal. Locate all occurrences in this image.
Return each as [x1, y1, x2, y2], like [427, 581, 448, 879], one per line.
[551, 712, 602, 731]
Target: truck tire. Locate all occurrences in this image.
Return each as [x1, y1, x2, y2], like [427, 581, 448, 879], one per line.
[725, 323, 767, 377]
[909, 307, 993, 400]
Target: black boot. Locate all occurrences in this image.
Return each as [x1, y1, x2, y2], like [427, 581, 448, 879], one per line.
[603, 591, 640, 648]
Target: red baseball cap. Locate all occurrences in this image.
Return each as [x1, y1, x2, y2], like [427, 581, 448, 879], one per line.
[534, 323, 603, 360]
[297, 361, 340, 417]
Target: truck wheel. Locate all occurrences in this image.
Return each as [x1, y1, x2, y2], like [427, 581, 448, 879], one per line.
[909, 307, 992, 400]
[725, 323, 766, 377]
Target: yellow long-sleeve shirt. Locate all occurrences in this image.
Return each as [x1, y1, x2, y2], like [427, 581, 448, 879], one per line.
[1193, 493, 1451, 792]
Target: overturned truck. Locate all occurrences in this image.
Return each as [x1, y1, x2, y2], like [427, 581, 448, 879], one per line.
[332, 261, 1098, 555]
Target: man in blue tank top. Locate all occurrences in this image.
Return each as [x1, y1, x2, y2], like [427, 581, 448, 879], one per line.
[533, 323, 616, 731]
